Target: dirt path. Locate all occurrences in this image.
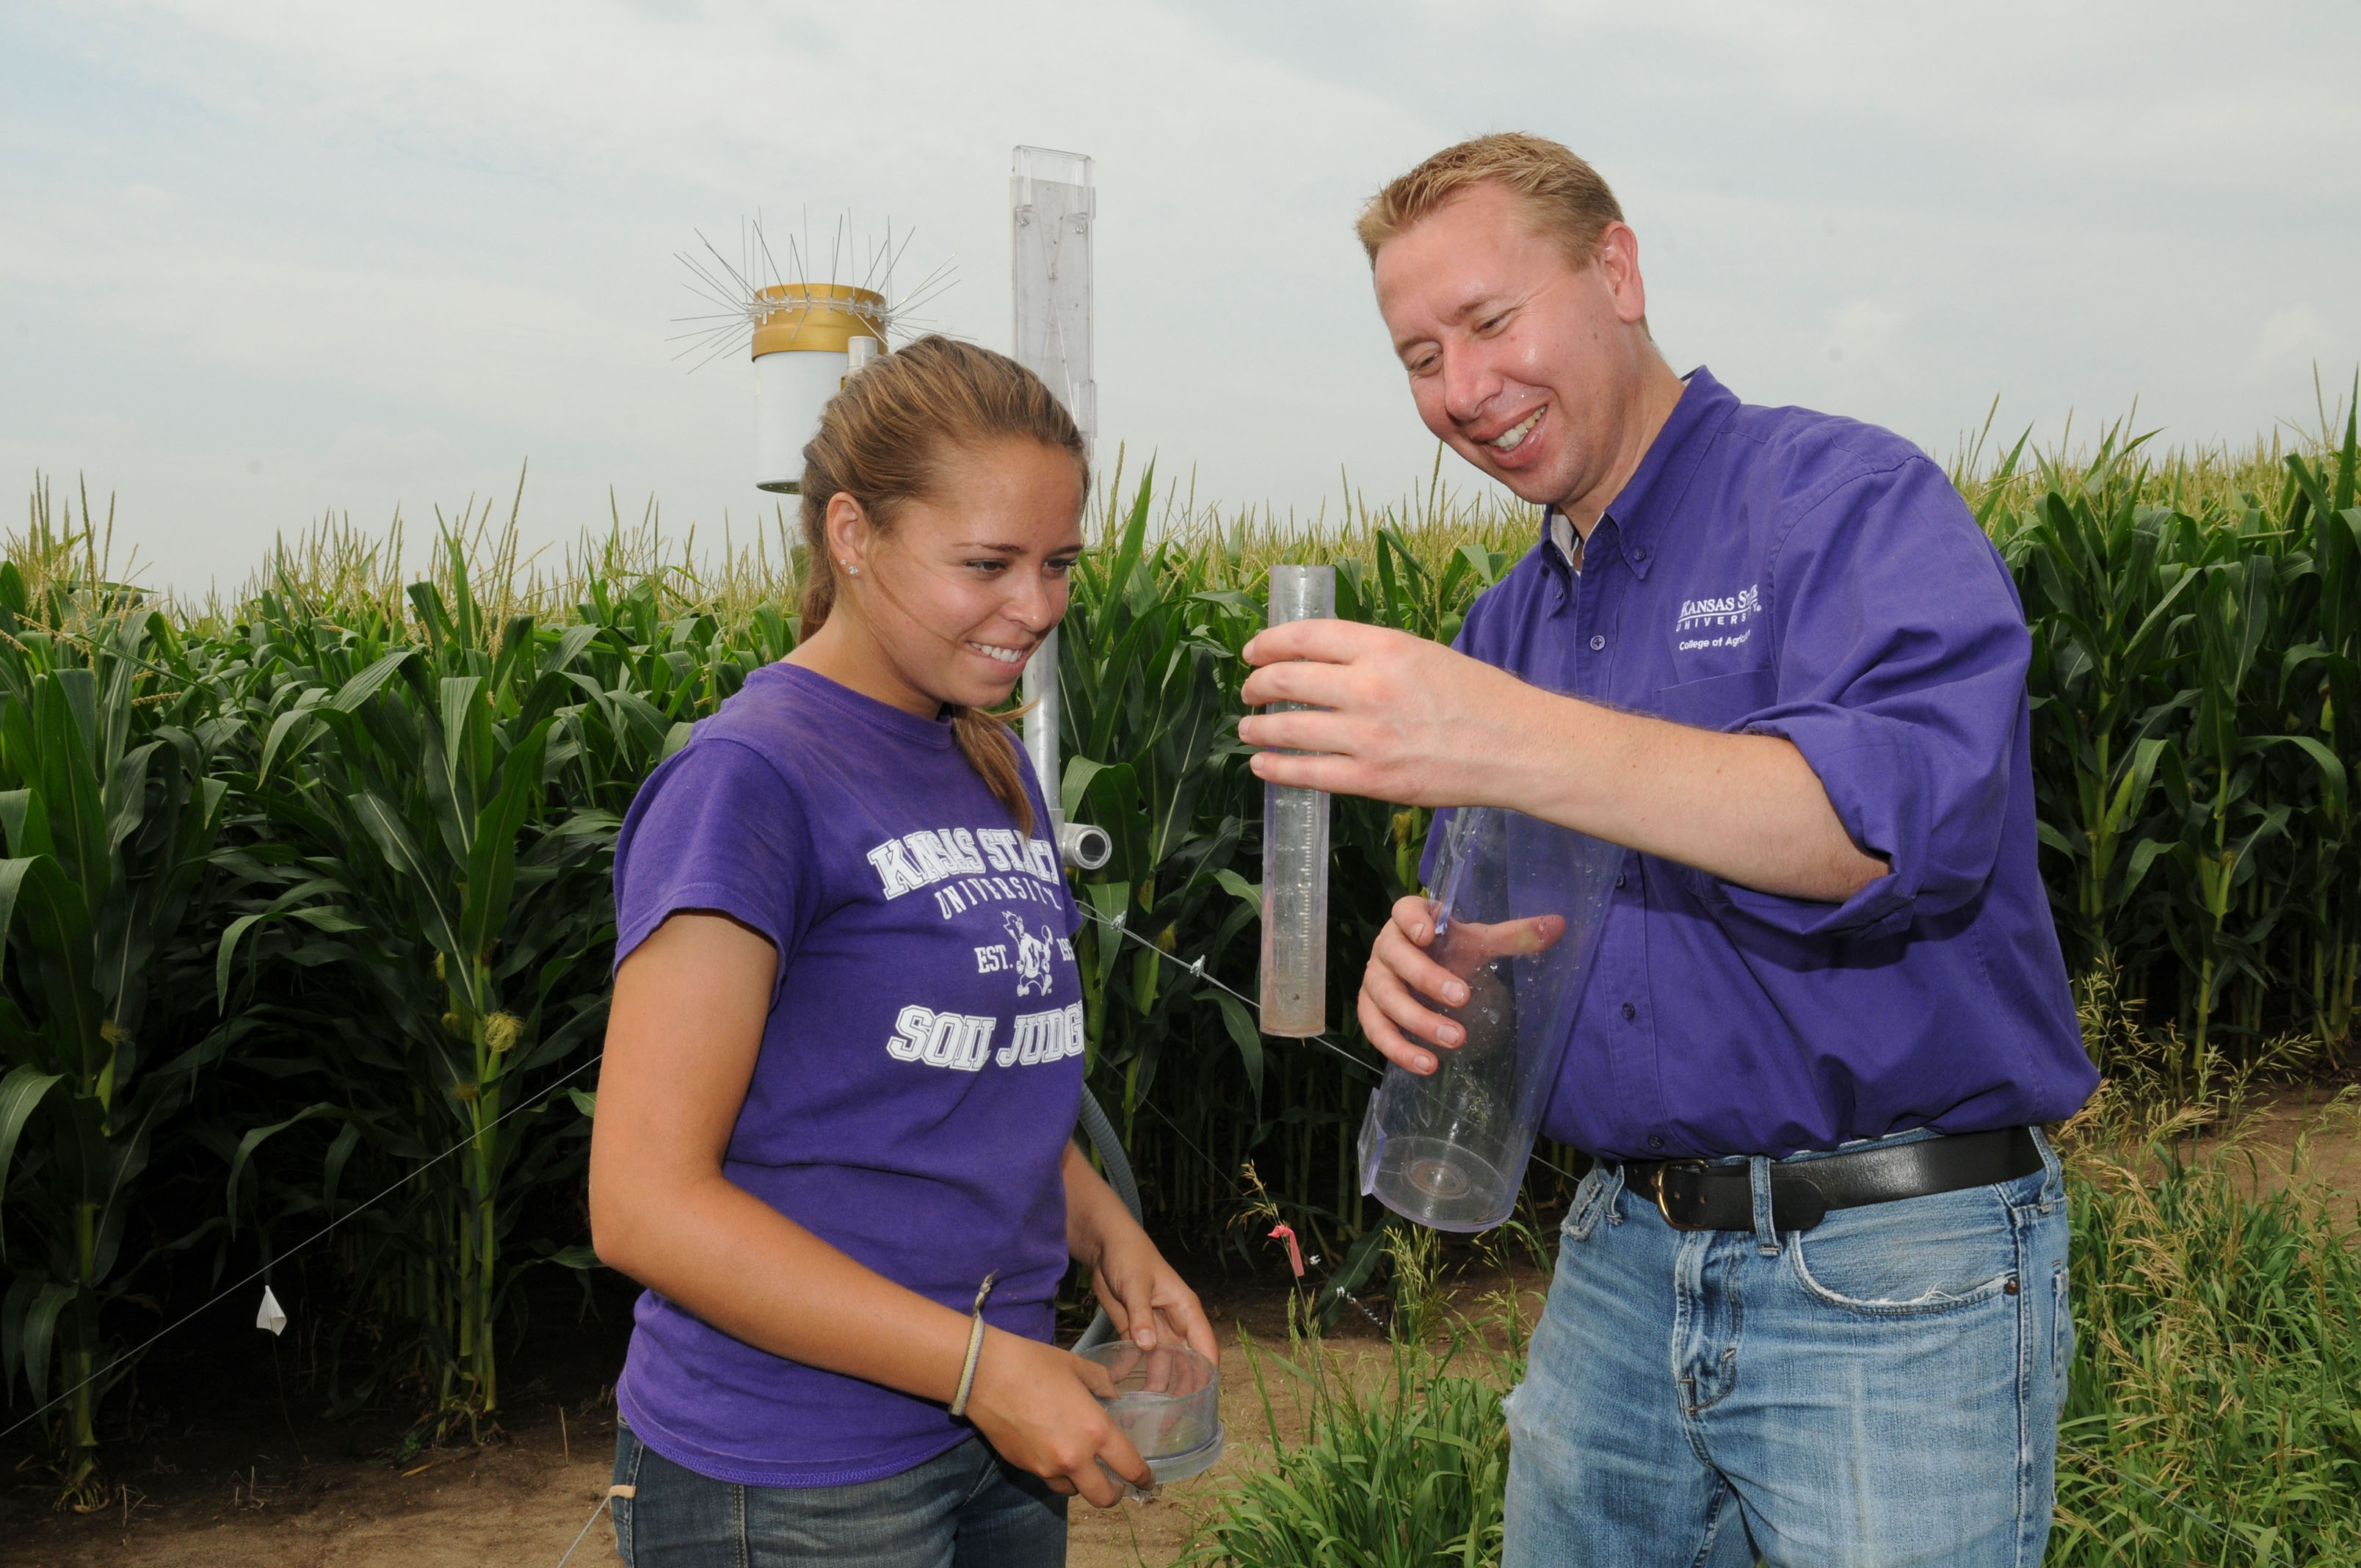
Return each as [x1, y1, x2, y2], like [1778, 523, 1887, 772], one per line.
[2202, 1084, 2361, 1195]
[8, 1390, 1235, 1568]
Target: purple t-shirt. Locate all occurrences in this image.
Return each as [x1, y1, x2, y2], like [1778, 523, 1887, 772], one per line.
[609, 661, 1084, 1487]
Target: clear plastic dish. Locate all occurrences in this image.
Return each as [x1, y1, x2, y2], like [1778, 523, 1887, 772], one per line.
[1077, 1340, 1223, 1485]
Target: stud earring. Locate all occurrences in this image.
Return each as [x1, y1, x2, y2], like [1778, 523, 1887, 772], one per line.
[843, 561, 860, 577]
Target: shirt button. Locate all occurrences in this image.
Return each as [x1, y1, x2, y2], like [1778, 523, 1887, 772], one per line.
[1631, 545, 1647, 562]
[1588, 634, 1606, 651]
[1647, 1134, 1666, 1151]
[1620, 1001, 1637, 1022]
[1615, 873, 1628, 890]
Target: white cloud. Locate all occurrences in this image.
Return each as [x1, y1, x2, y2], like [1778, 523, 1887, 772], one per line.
[1821, 300, 1906, 369]
[2246, 304, 2332, 382]
[322, 424, 463, 484]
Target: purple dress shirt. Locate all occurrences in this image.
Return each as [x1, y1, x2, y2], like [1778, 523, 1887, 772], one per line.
[1438, 367, 2097, 1161]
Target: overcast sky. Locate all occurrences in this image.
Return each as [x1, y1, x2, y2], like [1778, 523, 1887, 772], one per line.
[4, 1, 2357, 595]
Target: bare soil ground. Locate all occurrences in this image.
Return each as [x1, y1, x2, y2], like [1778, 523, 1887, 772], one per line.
[2195, 1084, 2361, 1195]
[6, 1092, 2349, 1568]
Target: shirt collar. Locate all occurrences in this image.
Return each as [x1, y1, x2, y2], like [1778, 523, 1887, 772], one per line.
[1546, 366, 1739, 581]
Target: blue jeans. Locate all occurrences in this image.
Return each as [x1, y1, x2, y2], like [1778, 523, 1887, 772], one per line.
[611, 1424, 1067, 1567]
[1504, 1129, 2072, 1568]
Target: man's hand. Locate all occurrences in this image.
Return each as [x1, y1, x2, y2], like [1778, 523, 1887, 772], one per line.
[1359, 895, 1566, 1074]
[1238, 621, 1542, 807]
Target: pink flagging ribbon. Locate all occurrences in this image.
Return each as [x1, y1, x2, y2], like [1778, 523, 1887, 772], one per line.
[1269, 1223, 1306, 1279]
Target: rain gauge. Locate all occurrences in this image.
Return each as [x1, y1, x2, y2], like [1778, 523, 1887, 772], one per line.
[672, 217, 953, 493]
[1009, 146, 1111, 873]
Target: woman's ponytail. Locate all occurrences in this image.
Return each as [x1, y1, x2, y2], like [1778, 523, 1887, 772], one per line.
[794, 335, 1085, 836]
[949, 705, 1034, 838]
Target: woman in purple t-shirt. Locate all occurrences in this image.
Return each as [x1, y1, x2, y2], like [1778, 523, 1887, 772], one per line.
[590, 337, 1216, 1565]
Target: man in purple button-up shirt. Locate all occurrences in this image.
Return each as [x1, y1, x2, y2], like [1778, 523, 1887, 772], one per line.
[1241, 135, 2096, 1566]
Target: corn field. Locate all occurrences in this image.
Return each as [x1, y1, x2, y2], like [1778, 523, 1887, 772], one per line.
[0, 403, 2355, 1499]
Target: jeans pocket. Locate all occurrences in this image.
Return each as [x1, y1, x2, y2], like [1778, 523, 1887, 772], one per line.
[1787, 1186, 2019, 1316]
[1560, 1166, 1618, 1244]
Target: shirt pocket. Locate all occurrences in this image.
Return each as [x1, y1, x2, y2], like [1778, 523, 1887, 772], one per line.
[1647, 667, 1777, 731]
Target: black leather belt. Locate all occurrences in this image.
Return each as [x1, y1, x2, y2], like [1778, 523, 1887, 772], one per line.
[1623, 1126, 2043, 1233]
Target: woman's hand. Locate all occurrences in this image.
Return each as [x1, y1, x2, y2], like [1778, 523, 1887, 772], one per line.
[1088, 1224, 1221, 1362]
[962, 1331, 1151, 1508]
[1062, 1143, 1220, 1362]
[1357, 895, 1564, 1074]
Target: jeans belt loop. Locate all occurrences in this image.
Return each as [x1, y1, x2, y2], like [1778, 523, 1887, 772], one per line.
[1747, 1154, 1780, 1255]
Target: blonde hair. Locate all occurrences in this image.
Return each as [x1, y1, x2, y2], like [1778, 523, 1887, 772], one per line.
[798, 335, 1087, 836]
[1355, 132, 1625, 271]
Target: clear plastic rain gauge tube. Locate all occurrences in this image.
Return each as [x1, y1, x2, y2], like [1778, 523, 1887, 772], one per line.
[1258, 566, 1335, 1037]
[1010, 146, 1096, 447]
[1357, 806, 1620, 1230]
[1011, 145, 1111, 874]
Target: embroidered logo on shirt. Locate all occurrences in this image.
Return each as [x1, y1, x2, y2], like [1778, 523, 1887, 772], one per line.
[1676, 584, 1760, 652]
[1675, 584, 1760, 634]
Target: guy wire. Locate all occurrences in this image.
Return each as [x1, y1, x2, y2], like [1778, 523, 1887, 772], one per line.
[0, 1050, 606, 1445]
[1071, 902, 1587, 1189]
[554, 1490, 622, 1567]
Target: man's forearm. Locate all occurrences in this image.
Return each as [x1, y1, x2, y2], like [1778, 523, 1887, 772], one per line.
[1498, 683, 1887, 904]
[1237, 622, 1890, 902]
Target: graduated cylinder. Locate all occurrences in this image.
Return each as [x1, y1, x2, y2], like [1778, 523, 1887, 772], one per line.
[1258, 565, 1335, 1037]
[1357, 806, 1619, 1230]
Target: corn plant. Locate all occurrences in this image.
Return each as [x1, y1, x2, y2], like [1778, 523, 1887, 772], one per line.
[1992, 408, 2358, 1078]
[212, 542, 635, 1431]
[7, 413, 2361, 1485]
[2002, 433, 2197, 982]
[1059, 476, 1265, 1177]
[1058, 471, 1521, 1258]
[0, 567, 229, 1496]
[2278, 409, 2360, 1050]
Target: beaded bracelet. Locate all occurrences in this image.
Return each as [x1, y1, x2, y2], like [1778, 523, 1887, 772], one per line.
[949, 1271, 999, 1419]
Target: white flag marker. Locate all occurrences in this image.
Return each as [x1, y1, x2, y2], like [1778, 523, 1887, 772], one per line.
[257, 1285, 288, 1336]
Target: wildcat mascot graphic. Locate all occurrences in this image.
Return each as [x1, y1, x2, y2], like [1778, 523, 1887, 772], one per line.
[1004, 911, 1056, 998]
